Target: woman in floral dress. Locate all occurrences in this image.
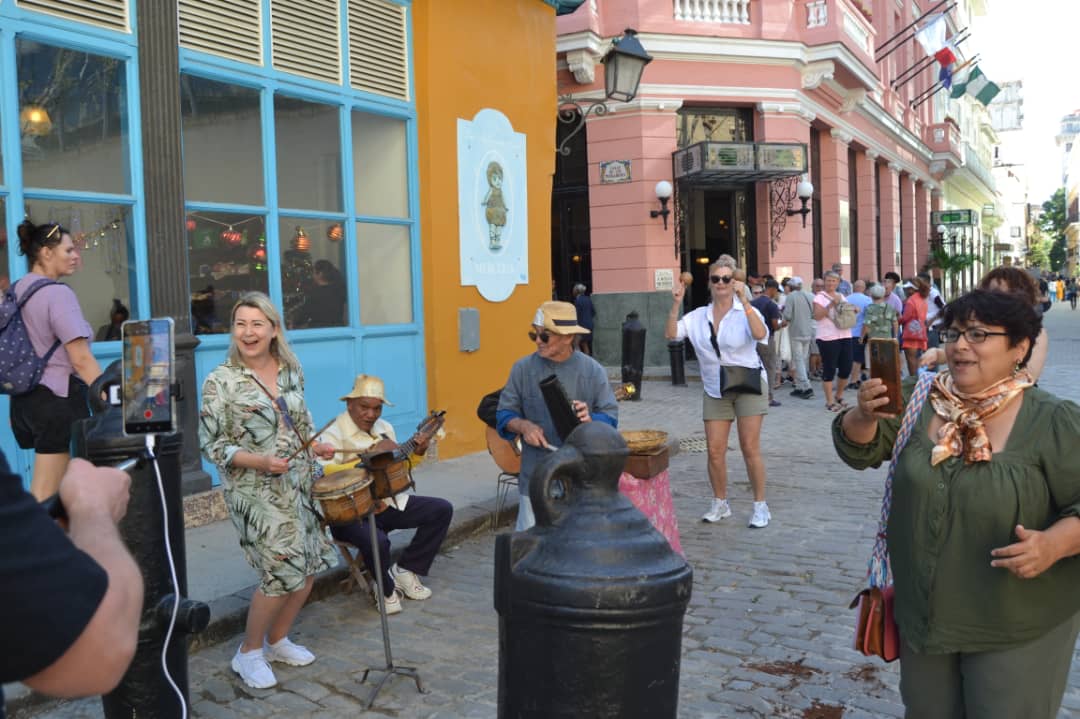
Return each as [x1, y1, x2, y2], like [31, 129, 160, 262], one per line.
[199, 291, 337, 690]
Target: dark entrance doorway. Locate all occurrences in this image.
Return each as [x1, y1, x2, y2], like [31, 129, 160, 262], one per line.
[551, 110, 591, 302]
[684, 188, 755, 308]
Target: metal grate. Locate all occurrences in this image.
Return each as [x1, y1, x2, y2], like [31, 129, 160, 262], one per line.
[679, 435, 708, 453]
[179, 0, 262, 66]
[348, 0, 409, 101]
[16, 0, 130, 32]
[271, 0, 341, 84]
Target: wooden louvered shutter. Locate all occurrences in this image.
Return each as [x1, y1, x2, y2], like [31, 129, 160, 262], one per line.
[271, 0, 342, 84]
[348, 0, 409, 102]
[178, 0, 263, 66]
[16, 0, 130, 33]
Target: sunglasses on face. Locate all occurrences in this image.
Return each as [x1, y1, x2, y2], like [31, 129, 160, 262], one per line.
[528, 329, 552, 343]
[710, 274, 734, 285]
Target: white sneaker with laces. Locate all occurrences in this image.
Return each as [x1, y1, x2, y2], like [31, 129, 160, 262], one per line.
[231, 646, 277, 689]
[702, 498, 732, 523]
[373, 586, 403, 614]
[391, 563, 433, 600]
[749, 501, 771, 528]
[263, 637, 315, 666]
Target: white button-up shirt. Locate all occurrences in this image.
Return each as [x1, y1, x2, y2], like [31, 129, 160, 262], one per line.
[674, 301, 768, 398]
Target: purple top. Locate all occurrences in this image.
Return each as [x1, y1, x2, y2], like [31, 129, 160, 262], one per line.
[14, 273, 92, 397]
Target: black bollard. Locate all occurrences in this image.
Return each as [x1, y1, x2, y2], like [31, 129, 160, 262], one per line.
[494, 422, 693, 718]
[70, 361, 209, 719]
[667, 339, 687, 387]
[621, 311, 646, 400]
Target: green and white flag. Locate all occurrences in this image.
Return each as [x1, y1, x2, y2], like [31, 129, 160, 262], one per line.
[949, 66, 1000, 106]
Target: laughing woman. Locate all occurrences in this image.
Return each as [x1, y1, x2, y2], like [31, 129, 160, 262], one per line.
[199, 292, 337, 690]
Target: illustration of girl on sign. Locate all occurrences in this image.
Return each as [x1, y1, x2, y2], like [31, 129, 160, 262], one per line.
[482, 161, 508, 251]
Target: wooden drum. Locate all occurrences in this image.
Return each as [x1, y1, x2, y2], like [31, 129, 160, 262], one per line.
[364, 449, 414, 500]
[312, 468, 374, 525]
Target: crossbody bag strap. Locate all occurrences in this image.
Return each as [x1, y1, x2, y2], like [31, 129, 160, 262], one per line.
[248, 371, 311, 454]
[867, 371, 936, 587]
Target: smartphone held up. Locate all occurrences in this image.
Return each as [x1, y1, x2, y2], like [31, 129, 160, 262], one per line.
[868, 338, 904, 416]
[121, 318, 176, 435]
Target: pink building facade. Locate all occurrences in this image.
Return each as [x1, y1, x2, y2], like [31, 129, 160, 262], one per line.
[556, 0, 958, 363]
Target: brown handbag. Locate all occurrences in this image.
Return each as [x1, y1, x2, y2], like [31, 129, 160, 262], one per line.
[849, 586, 899, 662]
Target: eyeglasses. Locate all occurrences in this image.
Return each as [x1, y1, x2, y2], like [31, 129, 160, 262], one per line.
[528, 329, 552, 344]
[938, 327, 1010, 344]
[710, 274, 734, 285]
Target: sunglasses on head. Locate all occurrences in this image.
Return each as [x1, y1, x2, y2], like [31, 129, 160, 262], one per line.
[45, 224, 60, 240]
[528, 329, 552, 343]
[710, 274, 734, 285]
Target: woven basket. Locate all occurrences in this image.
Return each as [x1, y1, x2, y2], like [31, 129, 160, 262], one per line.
[620, 430, 669, 455]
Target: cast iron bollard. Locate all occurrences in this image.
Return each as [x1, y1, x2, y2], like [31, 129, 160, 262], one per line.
[70, 361, 209, 719]
[494, 422, 693, 718]
[667, 339, 687, 387]
[621, 311, 646, 400]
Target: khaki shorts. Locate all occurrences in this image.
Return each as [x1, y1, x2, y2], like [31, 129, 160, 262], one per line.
[702, 376, 769, 421]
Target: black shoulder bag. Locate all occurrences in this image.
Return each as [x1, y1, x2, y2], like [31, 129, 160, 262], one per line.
[709, 317, 762, 395]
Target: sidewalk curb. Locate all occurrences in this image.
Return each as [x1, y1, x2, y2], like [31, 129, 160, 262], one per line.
[4, 496, 518, 718]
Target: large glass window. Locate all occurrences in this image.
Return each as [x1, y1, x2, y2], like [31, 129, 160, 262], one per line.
[18, 40, 129, 193]
[677, 108, 753, 148]
[0, 198, 9, 290]
[186, 211, 267, 334]
[275, 96, 342, 212]
[181, 75, 264, 206]
[23, 200, 134, 334]
[279, 218, 348, 329]
[358, 223, 411, 325]
[352, 112, 408, 218]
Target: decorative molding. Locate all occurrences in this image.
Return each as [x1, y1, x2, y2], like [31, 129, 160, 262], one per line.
[565, 48, 597, 84]
[839, 88, 867, 114]
[830, 129, 854, 145]
[865, 150, 880, 161]
[801, 61, 835, 90]
[756, 101, 816, 123]
[888, 162, 903, 174]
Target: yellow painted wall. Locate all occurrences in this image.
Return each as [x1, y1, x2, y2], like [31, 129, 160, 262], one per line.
[413, 0, 556, 458]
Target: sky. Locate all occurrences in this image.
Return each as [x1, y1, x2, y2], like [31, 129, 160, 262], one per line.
[973, 1, 1080, 205]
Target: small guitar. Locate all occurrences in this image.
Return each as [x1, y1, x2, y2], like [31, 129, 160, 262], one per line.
[361, 409, 447, 464]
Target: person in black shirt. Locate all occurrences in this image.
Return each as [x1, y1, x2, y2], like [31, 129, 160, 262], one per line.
[0, 455, 142, 717]
[296, 260, 346, 328]
[751, 280, 783, 407]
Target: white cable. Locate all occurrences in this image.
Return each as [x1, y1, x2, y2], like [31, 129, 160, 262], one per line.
[147, 433, 188, 719]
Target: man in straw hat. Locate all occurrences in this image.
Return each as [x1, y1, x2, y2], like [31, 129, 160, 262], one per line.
[318, 375, 452, 615]
[496, 301, 618, 531]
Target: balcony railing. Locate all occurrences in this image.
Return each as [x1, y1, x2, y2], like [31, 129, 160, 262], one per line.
[674, 0, 751, 24]
[963, 142, 996, 193]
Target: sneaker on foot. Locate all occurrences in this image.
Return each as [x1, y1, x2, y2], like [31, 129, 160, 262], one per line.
[702, 498, 732, 523]
[373, 586, 404, 614]
[799, 389, 814, 399]
[391, 563, 433, 600]
[769, 399, 781, 407]
[264, 637, 315, 666]
[749, 501, 771, 529]
[231, 646, 277, 689]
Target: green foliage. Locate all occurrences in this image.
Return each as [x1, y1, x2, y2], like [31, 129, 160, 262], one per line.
[1040, 188, 1067, 241]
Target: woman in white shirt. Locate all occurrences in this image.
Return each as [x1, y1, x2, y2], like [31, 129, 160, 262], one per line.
[666, 255, 772, 528]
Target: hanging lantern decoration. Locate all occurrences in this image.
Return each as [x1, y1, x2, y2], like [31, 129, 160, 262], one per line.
[250, 237, 268, 269]
[221, 226, 243, 246]
[292, 226, 311, 252]
[327, 223, 344, 242]
[185, 217, 197, 232]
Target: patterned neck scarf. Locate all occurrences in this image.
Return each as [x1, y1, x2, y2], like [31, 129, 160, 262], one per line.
[929, 369, 1033, 466]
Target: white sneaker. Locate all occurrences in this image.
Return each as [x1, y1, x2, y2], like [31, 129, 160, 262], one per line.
[231, 646, 277, 689]
[263, 637, 315, 666]
[391, 563, 433, 600]
[702, 498, 732, 523]
[373, 586, 403, 615]
[749, 501, 771, 528]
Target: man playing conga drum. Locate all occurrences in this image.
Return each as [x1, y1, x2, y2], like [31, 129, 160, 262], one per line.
[318, 375, 453, 614]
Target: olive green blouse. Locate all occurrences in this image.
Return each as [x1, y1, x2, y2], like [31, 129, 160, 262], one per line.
[833, 383, 1080, 654]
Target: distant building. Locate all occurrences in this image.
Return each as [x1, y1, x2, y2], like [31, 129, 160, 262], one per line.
[989, 81, 1026, 267]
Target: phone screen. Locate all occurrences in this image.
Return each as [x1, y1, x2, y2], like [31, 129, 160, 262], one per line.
[122, 318, 176, 435]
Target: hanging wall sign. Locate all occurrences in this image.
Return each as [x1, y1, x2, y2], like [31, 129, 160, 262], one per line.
[458, 109, 528, 302]
[600, 160, 632, 184]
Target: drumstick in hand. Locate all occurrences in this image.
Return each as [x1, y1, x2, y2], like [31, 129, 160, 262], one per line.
[286, 416, 338, 461]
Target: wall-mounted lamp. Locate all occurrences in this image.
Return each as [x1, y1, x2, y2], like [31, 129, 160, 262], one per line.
[650, 180, 673, 230]
[19, 105, 52, 137]
[785, 176, 814, 228]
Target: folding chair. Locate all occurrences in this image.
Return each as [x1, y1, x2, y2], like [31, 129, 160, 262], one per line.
[485, 425, 521, 528]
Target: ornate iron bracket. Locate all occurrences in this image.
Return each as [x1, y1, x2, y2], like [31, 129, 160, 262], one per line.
[768, 176, 798, 255]
[557, 96, 610, 157]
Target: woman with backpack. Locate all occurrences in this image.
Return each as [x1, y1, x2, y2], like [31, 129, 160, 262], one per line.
[813, 270, 855, 412]
[10, 219, 102, 500]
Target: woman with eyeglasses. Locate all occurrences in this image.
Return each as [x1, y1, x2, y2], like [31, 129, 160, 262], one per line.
[666, 254, 771, 528]
[199, 291, 337, 689]
[10, 219, 103, 501]
[835, 289, 1080, 718]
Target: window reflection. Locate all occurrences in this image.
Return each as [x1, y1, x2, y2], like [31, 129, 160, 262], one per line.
[358, 223, 411, 325]
[17, 40, 128, 193]
[275, 95, 342, 212]
[352, 112, 408, 218]
[186, 211, 268, 334]
[0, 198, 8, 291]
[181, 75, 264, 206]
[279, 218, 348, 329]
[23, 201, 133, 333]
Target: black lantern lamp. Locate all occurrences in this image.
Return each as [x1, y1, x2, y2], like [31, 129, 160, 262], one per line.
[603, 29, 653, 103]
[650, 180, 673, 229]
[557, 29, 652, 156]
[786, 176, 814, 228]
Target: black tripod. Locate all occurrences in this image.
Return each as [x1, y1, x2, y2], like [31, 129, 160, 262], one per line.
[360, 505, 425, 708]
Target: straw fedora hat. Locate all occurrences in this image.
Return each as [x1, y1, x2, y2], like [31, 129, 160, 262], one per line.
[339, 374, 394, 405]
[533, 301, 588, 335]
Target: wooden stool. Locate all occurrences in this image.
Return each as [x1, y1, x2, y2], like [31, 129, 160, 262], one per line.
[330, 535, 374, 596]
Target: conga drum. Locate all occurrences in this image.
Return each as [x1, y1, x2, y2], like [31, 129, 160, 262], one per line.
[363, 448, 415, 500]
[312, 468, 374, 525]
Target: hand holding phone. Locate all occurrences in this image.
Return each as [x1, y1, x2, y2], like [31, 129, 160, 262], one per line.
[122, 318, 176, 436]
[867, 338, 903, 416]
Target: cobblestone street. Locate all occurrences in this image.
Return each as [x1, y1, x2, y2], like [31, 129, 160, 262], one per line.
[18, 305, 1080, 718]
